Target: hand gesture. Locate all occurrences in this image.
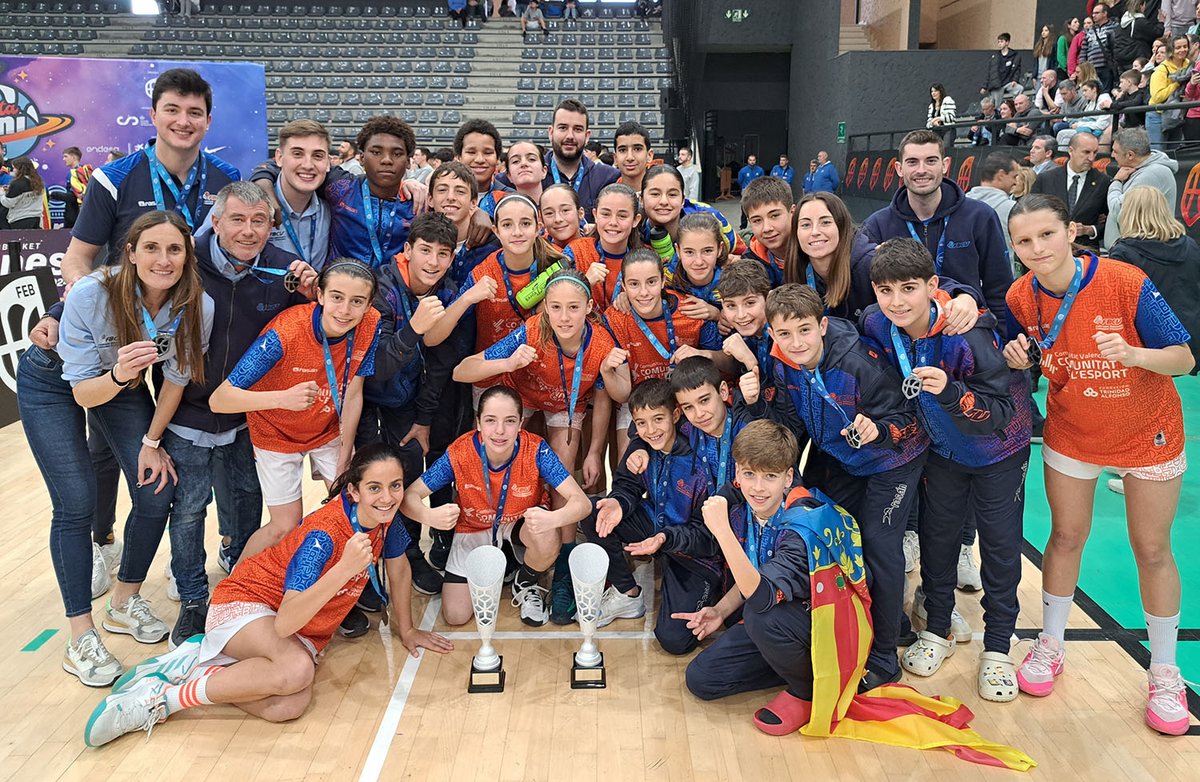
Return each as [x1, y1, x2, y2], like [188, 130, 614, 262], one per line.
[611, 290, 631, 314]
[738, 366, 761, 405]
[594, 497, 624, 537]
[427, 503, 461, 531]
[602, 346, 629, 372]
[522, 505, 556, 534]
[508, 343, 538, 371]
[912, 365, 949, 396]
[670, 606, 724, 640]
[582, 452, 603, 492]
[115, 340, 159, 382]
[1094, 330, 1138, 366]
[280, 380, 320, 411]
[466, 275, 499, 305]
[137, 445, 177, 494]
[1003, 334, 1036, 370]
[338, 532, 374, 575]
[408, 295, 446, 336]
[722, 332, 754, 370]
[624, 533, 666, 557]
[678, 295, 715, 321]
[625, 448, 650, 475]
[402, 179, 430, 214]
[1115, 166, 1135, 183]
[700, 494, 729, 535]
[841, 413, 880, 447]
[30, 316, 59, 350]
[940, 294, 980, 336]
[671, 344, 703, 363]
[399, 422, 432, 455]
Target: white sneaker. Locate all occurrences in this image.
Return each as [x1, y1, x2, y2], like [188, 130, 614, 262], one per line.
[902, 531, 919, 574]
[595, 586, 646, 628]
[91, 544, 112, 600]
[164, 562, 179, 603]
[63, 629, 125, 687]
[103, 594, 169, 644]
[913, 584, 973, 643]
[1107, 477, 1125, 496]
[902, 630, 955, 676]
[957, 544, 982, 592]
[83, 674, 169, 747]
[511, 581, 549, 627]
[113, 633, 204, 693]
[1146, 663, 1190, 735]
[99, 540, 123, 572]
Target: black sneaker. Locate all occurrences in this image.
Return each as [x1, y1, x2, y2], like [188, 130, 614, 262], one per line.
[549, 573, 576, 625]
[429, 532, 451, 572]
[169, 600, 207, 650]
[502, 542, 520, 584]
[357, 583, 384, 613]
[410, 555, 444, 596]
[858, 665, 903, 693]
[340, 605, 369, 637]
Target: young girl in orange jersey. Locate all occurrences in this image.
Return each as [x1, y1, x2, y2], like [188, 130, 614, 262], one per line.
[665, 211, 730, 321]
[641, 164, 747, 257]
[565, 182, 642, 310]
[401, 387, 592, 626]
[505, 140, 548, 204]
[539, 182, 585, 250]
[210, 259, 381, 558]
[1003, 194, 1194, 736]
[454, 269, 618, 623]
[601, 248, 729, 456]
[83, 444, 452, 748]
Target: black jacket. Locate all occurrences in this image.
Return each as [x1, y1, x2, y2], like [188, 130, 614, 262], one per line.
[1029, 164, 1112, 249]
[1107, 235, 1200, 372]
[984, 48, 1025, 91]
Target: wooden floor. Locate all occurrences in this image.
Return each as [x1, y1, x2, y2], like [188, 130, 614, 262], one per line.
[0, 418, 1197, 781]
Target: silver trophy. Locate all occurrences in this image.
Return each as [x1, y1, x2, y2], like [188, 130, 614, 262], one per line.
[569, 542, 608, 689]
[465, 545, 507, 693]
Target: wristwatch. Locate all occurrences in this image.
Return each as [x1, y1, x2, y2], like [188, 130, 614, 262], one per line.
[142, 434, 161, 449]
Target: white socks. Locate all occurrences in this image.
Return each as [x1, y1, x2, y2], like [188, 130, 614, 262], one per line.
[1145, 611, 1180, 667]
[1041, 590, 1074, 644]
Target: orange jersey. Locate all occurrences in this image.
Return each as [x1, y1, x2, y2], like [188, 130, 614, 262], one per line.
[604, 293, 720, 384]
[227, 301, 380, 453]
[483, 315, 615, 414]
[566, 237, 625, 310]
[424, 431, 568, 533]
[1007, 255, 1188, 467]
[211, 496, 390, 652]
[466, 250, 536, 352]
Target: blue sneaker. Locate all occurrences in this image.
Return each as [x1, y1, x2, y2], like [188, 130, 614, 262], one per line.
[112, 634, 204, 693]
[549, 574, 576, 625]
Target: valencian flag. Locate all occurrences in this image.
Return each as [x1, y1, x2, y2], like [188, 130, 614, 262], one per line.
[778, 488, 1036, 771]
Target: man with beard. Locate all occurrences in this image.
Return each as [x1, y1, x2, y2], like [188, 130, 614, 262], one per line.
[542, 99, 619, 220]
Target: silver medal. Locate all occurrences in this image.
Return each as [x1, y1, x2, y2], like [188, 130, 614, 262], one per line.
[845, 428, 863, 449]
[284, 271, 301, 293]
[901, 372, 923, 400]
[153, 333, 173, 358]
[1026, 340, 1042, 366]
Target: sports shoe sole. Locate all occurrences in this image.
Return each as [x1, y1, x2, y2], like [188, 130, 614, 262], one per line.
[63, 660, 122, 688]
[102, 618, 169, 645]
[112, 635, 204, 692]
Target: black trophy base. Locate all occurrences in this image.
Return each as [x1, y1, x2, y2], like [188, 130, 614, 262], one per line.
[468, 656, 506, 693]
[570, 652, 607, 689]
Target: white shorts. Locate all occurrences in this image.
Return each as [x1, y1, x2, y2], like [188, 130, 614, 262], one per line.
[254, 439, 341, 506]
[445, 525, 526, 581]
[1042, 446, 1188, 482]
[615, 401, 632, 432]
[524, 406, 585, 430]
[200, 601, 320, 666]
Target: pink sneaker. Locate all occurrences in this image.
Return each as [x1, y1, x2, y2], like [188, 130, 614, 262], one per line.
[1017, 633, 1065, 696]
[1145, 663, 1190, 736]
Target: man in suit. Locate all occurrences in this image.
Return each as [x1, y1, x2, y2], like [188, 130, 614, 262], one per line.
[1030, 132, 1110, 248]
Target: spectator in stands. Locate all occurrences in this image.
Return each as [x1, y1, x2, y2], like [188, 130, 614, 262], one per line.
[770, 154, 794, 185]
[981, 32, 1024, 107]
[1166, 0, 1198, 34]
[1106, 127, 1179, 247]
[1069, 16, 1091, 78]
[1054, 79, 1088, 125]
[490, 0, 515, 18]
[965, 151, 1020, 247]
[338, 139, 365, 176]
[1031, 132, 1111, 250]
[1057, 79, 1115, 146]
[1148, 34, 1192, 147]
[448, 0, 471, 28]
[62, 146, 93, 230]
[613, 121, 655, 192]
[433, 147, 454, 168]
[926, 83, 958, 145]
[999, 93, 1043, 146]
[521, 0, 549, 40]
[1181, 61, 1200, 138]
[1034, 24, 1057, 75]
[543, 98, 619, 219]
[968, 97, 999, 145]
[1057, 17, 1081, 78]
[806, 151, 839, 193]
[1113, 66, 1150, 127]
[0, 157, 46, 230]
[1029, 136, 1058, 174]
[677, 147, 701, 201]
[405, 147, 434, 185]
[1114, 0, 1164, 72]
[563, 0, 578, 21]
[1084, 3, 1120, 89]
[1035, 69, 1062, 114]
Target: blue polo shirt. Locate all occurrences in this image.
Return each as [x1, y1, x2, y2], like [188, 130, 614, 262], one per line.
[72, 140, 241, 265]
[268, 179, 331, 271]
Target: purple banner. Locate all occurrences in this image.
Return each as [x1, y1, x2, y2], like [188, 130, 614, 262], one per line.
[0, 229, 71, 295]
[0, 55, 266, 189]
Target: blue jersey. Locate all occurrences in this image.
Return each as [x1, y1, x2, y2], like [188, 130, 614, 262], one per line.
[325, 174, 416, 269]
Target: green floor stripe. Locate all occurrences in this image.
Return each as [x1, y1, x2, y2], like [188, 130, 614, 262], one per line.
[20, 629, 58, 652]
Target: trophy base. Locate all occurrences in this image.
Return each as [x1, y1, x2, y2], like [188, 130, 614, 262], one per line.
[570, 652, 607, 689]
[468, 656, 506, 693]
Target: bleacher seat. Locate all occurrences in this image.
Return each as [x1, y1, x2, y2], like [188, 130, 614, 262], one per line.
[535, 111, 553, 125]
[516, 95, 534, 108]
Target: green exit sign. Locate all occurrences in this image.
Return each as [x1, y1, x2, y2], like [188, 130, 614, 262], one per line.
[725, 8, 750, 22]
[837, 122, 846, 143]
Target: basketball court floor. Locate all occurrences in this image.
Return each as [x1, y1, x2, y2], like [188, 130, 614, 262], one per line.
[1, 381, 1197, 780]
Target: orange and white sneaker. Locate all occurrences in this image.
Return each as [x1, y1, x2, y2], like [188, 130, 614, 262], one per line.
[1145, 663, 1190, 736]
[1016, 633, 1065, 696]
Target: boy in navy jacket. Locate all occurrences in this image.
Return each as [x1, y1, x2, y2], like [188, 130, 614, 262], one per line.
[739, 283, 926, 692]
[860, 237, 1030, 702]
[582, 379, 722, 654]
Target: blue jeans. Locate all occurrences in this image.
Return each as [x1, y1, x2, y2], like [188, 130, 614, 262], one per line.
[162, 427, 263, 602]
[1147, 110, 1164, 149]
[19, 346, 97, 618]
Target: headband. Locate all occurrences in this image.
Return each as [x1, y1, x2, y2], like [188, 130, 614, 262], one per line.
[495, 193, 539, 217]
[546, 273, 593, 297]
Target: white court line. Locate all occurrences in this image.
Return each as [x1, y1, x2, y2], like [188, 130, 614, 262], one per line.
[358, 597, 441, 782]
[439, 629, 653, 640]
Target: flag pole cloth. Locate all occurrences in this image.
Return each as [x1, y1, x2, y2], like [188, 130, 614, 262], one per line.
[779, 488, 1037, 772]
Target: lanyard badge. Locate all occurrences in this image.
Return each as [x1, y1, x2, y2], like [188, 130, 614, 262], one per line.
[1029, 256, 1086, 365]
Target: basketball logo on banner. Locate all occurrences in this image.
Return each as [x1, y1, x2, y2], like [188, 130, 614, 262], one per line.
[1180, 162, 1200, 227]
[956, 157, 975, 191]
[0, 268, 57, 395]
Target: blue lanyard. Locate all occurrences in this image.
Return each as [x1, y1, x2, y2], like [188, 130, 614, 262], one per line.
[1032, 256, 1085, 351]
[476, 433, 519, 546]
[555, 322, 591, 424]
[805, 264, 817, 290]
[550, 157, 583, 192]
[361, 178, 398, 267]
[318, 313, 355, 417]
[889, 300, 939, 377]
[275, 179, 318, 263]
[499, 251, 537, 317]
[906, 216, 950, 274]
[244, 252, 298, 290]
[139, 302, 184, 341]
[647, 449, 672, 531]
[743, 504, 786, 570]
[696, 413, 733, 488]
[145, 147, 207, 230]
[348, 503, 388, 608]
[753, 327, 772, 373]
[631, 303, 677, 362]
[802, 366, 854, 431]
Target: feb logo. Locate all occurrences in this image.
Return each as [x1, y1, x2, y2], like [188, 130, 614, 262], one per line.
[870, 157, 883, 190]
[956, 156, 975, 191]
[883, 157, 897, 191]
[1180, 162, 1200, 227]
[0, 83, 74, 159]
[857, 157, 869, 188]
[845, 158, 857, 186]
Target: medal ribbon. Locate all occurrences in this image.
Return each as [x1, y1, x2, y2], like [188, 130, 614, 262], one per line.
[319, 312, 355, 417]
[348, 503, 389, 608]
[275, 178, 318, 263]
[477, 432, 520, 546]
[906, 215, 951, 274]
[1032, 256, 1085, 351]
[146, 146, 208, 230]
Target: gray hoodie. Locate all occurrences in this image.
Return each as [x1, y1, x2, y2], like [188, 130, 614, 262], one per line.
[1105, 150, 1179, 248]
[965, 184, 1015, 247]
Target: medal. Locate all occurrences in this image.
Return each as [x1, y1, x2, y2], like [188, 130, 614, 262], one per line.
[901, 373, 924, 400]
[890, 300, 940, 401]
[139, 301, 185, 362]
[803, 366, 862, 449]
[153, 333, 173, 358]
[284, 270, 301, 293]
